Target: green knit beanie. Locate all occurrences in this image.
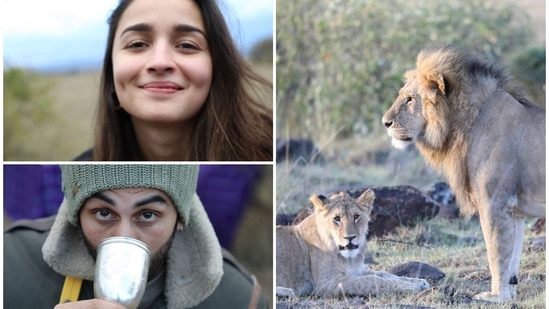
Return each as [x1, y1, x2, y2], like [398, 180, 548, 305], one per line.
[60, 164, 199, 226]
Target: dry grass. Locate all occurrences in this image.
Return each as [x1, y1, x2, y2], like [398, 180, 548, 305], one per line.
[276, 218, 545, 308]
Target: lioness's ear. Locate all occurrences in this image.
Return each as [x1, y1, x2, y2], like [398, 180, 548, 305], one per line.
[356, 189, 375, 214]
[310, 193, 327, 211]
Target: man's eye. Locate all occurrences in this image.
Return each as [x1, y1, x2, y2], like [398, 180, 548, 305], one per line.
[94, 209, 114, 221]
[139, 211, 158, 223]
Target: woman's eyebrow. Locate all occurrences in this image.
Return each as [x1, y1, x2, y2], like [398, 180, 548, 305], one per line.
[120, 23, 153, 38]
[174, 23, 207, 39]
[119, 23, 207, 39]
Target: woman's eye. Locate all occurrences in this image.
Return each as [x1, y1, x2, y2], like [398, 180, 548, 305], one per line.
[126, 41, 148, 49]
[177, 42, 199, 51]
[94, 209, 114, 221]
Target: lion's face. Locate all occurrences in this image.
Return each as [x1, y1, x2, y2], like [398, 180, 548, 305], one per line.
[310, 190, 374, 259]
[382, 71, 425, 149]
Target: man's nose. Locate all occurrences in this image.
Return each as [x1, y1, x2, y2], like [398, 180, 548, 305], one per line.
[112, 220, 137, 239]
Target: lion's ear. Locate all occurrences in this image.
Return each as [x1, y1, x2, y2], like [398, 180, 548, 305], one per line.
[356, 189, 375, 214]
[310, 193, 327, 211]
[420, 70, 446, 101]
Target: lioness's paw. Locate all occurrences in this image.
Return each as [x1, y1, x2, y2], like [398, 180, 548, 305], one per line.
[276, 287, 297, 298]
[473, 291, 512, 302]
[416, 279, 430, 290]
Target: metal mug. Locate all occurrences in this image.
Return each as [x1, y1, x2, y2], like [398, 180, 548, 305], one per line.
[94, 237, 151, 309]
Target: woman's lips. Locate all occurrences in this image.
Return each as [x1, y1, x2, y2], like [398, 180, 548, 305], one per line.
[140, 82, 183, 94]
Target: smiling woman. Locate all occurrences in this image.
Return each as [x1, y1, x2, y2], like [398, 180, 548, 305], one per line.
[75, 0, 272, 161]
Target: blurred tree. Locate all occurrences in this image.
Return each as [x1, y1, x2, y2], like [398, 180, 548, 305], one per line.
[510, 45, 546, 106]
[4, 68, 55, 160]
[276, 0, 535, 142]
[250, 37, 273, 64]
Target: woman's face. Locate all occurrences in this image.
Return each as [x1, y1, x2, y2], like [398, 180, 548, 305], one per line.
[112, 0, 212, 125]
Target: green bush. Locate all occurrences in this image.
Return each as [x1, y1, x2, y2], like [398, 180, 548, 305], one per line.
[510, 45, 546, 106]
[276, 0, 534, 142]
[4, 68, 55, 160]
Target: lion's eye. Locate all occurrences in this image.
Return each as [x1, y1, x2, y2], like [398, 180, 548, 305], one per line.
[354, 214, 360, 222]
[406, 96, 414, 104]
[333, 216, 341, 223]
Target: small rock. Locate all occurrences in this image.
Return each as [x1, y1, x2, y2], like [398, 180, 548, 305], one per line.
[528, 236, 546, 252]
[425, 182, 459, 219]
[389, 261, 445, 282]
[531, 218, 545, 234]
[276, 138, 324, 165]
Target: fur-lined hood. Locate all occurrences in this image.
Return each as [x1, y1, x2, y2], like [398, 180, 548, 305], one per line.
[42, 194, 223, 308]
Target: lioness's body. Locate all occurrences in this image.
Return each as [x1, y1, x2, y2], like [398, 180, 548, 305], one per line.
[382, 46, 545, 302]
[276, 190, 429, 297]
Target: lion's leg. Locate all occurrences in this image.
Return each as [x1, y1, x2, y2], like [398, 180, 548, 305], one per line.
[474, 203, 522, 302]
[508, 217, 525, 296]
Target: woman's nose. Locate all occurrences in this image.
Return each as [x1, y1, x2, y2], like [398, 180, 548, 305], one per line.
[147, 43, 175, 74]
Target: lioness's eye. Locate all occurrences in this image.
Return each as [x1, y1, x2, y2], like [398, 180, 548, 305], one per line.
[406, 96, 413, 104]
[354, 214, 360, 222]
[333, 216, 341, 223]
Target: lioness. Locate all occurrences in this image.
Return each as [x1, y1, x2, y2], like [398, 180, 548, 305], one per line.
[382, 45, 546, 302]
[276, 189, 430, 297]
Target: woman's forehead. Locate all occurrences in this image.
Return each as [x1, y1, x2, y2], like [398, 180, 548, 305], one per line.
[116, 0, 206, 35]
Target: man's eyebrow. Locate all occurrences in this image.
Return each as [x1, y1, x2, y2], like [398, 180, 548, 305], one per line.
[92, 193, 115, 205]
[135, 195, 169, 207]
[120, 23, 207, 39]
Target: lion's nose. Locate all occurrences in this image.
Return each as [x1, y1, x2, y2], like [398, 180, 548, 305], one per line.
[344, 236, 356, 242]
[383, 118, 393, 128]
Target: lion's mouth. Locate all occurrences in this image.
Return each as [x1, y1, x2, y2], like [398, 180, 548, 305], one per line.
[339, 243, 359, 251]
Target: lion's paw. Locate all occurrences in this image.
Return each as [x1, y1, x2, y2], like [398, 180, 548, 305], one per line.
[473, 291, 512, 303]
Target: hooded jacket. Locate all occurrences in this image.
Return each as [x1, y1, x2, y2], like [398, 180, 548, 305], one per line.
[4, 195, 267, 308]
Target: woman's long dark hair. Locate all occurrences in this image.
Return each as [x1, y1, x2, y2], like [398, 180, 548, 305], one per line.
[93, 0, 273, 161]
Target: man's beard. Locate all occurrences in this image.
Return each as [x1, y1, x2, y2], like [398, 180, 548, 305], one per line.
[83, 231, 175, 280]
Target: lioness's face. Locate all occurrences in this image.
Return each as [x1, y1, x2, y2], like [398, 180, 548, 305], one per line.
[382, 71, 425, 149]
[312, 191, 373, 259]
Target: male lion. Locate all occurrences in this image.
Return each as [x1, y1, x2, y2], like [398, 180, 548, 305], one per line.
[382, 45, 546, 302]
[276, 189, 430, 297]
